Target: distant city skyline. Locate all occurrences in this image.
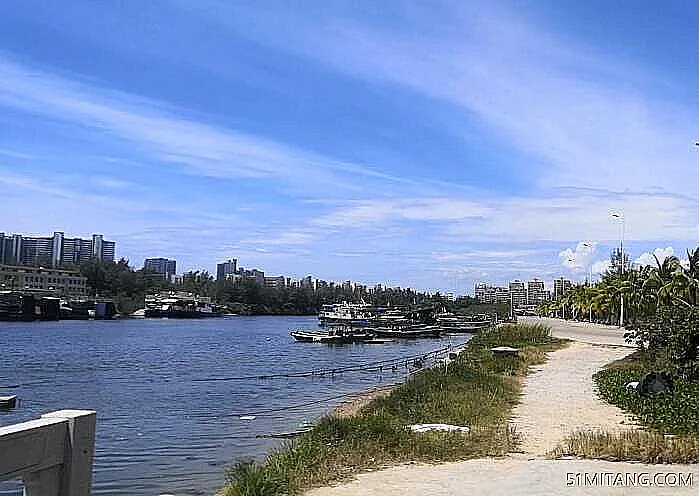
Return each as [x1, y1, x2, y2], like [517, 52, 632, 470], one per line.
[2, 2, 698, 294]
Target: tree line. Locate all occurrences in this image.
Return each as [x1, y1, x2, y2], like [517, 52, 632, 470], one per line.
[538, 247, 699, 379]
[76, 258, 485, 316]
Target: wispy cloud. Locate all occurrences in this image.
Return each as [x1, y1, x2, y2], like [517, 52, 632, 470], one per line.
[309, 191, 699, 243]
[0, 56, 415, 198]
[199, 2, 699, 196]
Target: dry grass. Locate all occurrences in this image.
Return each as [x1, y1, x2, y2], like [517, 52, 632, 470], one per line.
[550, 430, 699, 464]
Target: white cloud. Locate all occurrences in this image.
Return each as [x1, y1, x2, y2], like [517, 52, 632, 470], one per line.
[591, 259, 612, 277]
[559, 241, 599, 272]
[634, 246, 675, 268]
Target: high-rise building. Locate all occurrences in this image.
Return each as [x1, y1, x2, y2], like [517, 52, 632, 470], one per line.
[144, 258, 177, 281]
[51, 231, 64, 267]
[509, 280, 527, 309]
[475, 283, 511, 304]
[527, 279, 547, 306]
[216, 259, 238, 280]
[0, 232, 115, 267]
[553, 277, 573, 299]
[475, 283, 495, 303]
[263, 276, 285, 289]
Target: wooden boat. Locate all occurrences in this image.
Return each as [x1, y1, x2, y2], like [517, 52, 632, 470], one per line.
[290, 329, 376, 344]
[372, 325, 441, 339]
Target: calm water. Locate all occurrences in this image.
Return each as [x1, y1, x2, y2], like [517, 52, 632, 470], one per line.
[0, 317, 470, 496]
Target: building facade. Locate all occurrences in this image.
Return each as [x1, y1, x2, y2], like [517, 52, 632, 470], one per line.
[527, 279, 547, 306]
[0, 264, 87, 296]
[475, 283, 511, 304]
[0, 232, 115, 267]
[143, 258, 177, 281]
[509, 280, 527, 309]
[553, 277, 573, 299]
[216, 259, 238, 281]
[263, 276, 286, 289]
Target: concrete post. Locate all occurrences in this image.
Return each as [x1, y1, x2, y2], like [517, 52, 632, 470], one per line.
[0, 410, 96, 496]
[41, 410, 96, 496]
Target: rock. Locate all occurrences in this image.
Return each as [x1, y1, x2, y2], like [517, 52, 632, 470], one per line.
[625, 381, 639, 391]
[637, 371, 674, 396]
[491, 346, 520, 358]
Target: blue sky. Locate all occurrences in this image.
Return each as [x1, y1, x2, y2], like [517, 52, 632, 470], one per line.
[2, 1, 699, 293]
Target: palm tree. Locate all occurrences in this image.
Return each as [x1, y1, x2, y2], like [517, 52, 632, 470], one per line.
[643, 254, 682, 308]
[678, 248, 699, 306]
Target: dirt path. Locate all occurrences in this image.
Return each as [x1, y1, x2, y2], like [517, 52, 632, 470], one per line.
[510, 341, 635, 456]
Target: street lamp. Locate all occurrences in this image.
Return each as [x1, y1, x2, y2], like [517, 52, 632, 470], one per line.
[611, 212, 625, 327]
[581, 242, 594, 286]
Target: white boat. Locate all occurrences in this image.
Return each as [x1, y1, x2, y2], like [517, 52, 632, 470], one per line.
[318, 302, 374, 326]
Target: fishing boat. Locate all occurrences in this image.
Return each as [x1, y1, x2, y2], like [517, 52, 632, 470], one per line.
[318, 301, 374, 327]
[371, 324, 441, 339]
[290, 326, 376, 344]
[434, 312, 491, 333]
[144, 292, 223, 318]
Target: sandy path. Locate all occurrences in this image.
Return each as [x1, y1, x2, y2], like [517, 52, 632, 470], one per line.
[305, 458, 697, 495]
[305, 321, 698, 495]
[510, 341, 636, 456]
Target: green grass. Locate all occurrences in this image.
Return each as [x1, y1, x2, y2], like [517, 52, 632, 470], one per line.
[594, 356, 699, 435]
[220, 323, 566, 496]
[551, 349, 699, 463]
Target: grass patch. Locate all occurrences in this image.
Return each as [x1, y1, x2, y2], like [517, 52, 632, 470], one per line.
[220, 323, 566, 496]
[594, 356, 699, 435]
[552, 348, 699, 463]
[551, 430, 699, 464]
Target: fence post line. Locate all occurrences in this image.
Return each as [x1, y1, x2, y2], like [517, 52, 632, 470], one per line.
[41, 410, 97, 496]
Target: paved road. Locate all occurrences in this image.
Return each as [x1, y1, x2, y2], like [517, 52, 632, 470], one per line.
[520, 316, 634, 347]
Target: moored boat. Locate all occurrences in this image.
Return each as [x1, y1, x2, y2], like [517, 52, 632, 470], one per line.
[290, 326, 376, 344]
[371, 324, 441, 339]
[144, 292, 223, 318]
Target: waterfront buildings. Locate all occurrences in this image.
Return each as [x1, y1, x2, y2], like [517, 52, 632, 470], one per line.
[527, 279, 549, 306]
[263, 276, 285, 289]
[0, 232, 115, 267]
[509, 280, 527, 308]
[143, 258, 177, 281]
[216, 259, 238, 281]
[0, 263, 87, 296]
[476, 279, 555, 309]
[553, 277, 573, 299]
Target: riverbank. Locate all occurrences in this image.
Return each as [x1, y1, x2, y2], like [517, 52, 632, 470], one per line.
[303, 319, 698, 495]
[220, 323, 567, 495]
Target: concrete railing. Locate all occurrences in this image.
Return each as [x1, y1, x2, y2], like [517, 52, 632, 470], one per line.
[0, 410, 96, 496]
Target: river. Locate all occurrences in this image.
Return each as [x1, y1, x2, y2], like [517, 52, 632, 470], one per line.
[0, 316, 470, 496]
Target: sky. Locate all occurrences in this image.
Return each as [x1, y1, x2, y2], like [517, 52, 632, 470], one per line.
[1, 1, 699, 294]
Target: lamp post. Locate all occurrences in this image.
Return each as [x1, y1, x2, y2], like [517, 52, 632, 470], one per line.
[611, 212, 625, 327]
[581, 242, 594, 286]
